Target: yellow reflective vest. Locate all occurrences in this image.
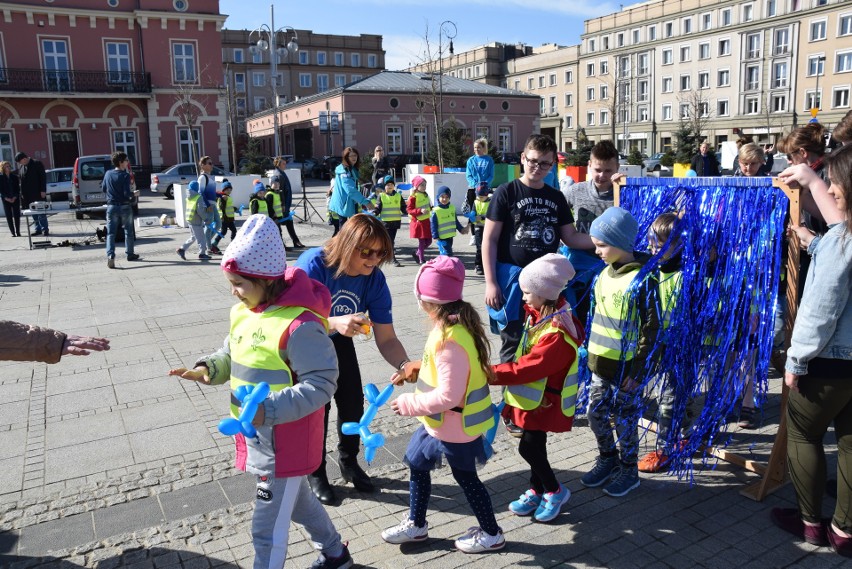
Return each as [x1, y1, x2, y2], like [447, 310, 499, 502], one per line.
[504, 315, 580, 417]
[268, 191, 284, 218]
[433, 205, 457, 239]
[473, 199, 489, 227]
[251, 197, 269, 216]
[588, 267, 640, 360]
[185, 192, 200, 223]
[658, 270, 682, 331]
[379, 192, 402, 223]
[220, 195, 235, 218]
[412, 192, 431, 221]
[415, 324, 495, 436]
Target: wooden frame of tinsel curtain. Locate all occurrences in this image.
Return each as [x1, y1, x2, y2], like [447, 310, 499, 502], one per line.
[612, 177, 801, 502]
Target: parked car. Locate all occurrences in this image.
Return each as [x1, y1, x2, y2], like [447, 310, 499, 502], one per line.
[301, 157, 319, 178]
[500, 152, 521, 165]
[644, 152, 671, 173]
[46, 167, 73, 202]
[71, 155, 138, 219]
[312, 156, 342, 180]
[150, 163, 233, 199]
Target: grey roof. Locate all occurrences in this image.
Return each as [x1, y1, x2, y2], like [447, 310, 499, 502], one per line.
[344, 70, 536, 98]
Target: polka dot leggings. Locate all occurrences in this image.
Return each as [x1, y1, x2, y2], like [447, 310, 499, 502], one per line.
[408, 466, 499, 536]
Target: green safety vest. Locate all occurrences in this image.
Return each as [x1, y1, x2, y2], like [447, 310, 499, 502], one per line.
[658, 270, 682, 330]
[185, 193, 200, 223]
[379, 192, 402, 223]
[412, 192, 431, 221]
[433, 205, 457, 239]
[473, 199, 489, 226]
[268, 191, 284, 218]
[251, 197, 269, 215]
[415, 324, 495, 436]
[588, 267, 640, 360]
[228, 304, 326, 418]
[504, 315, 580, 417]
[221, 195, 235, 217]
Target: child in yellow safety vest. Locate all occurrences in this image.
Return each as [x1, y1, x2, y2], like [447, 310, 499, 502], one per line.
[384, 256, 506, 554]
[210, 180, 236, 253]
[582, 206, 660, 498]
[407, 175, 432, 265]
[488, 253, 585, 523]
[168, 214, 353, 568]
[462, 182, 491, 275]
[175, 180, 211, 261]
[430, 186, 469, 257]
[372, 175, 407, 267]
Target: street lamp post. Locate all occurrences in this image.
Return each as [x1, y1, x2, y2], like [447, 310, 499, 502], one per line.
[436, 20, 456, 172]
[811, 55, 826, 121]
[249, 4, 298, 158]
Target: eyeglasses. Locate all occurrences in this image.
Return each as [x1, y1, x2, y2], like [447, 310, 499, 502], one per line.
[524, 157, 554, 171]
[356, 246, 387, 259]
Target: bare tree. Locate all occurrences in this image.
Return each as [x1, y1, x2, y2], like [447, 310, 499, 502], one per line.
[173, 63, 217, 172]
[758, 92, 786, 144]
[677, 89, 713, 143]
[409, 22, 453, 170]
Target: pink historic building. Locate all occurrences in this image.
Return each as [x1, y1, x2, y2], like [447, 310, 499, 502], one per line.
[0, 0, 228, 171]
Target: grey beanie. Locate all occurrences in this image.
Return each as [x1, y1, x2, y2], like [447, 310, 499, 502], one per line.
[589, 206, 639, 253]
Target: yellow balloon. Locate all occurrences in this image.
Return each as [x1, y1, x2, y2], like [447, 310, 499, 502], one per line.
[810, 107, 819, 118]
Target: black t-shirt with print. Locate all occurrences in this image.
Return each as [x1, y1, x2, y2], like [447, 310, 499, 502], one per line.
[486, 178, 574, 268]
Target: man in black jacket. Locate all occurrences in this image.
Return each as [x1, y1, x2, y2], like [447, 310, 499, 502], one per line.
[15, 152, 48, 235]
[690, 142, 721, 176]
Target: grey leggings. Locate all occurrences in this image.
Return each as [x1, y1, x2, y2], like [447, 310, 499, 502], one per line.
[588, 372, 641, 465]
[787, 373, 852, 532]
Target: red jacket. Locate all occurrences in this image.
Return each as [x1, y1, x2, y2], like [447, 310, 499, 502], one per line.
[491, 301, 584, 432]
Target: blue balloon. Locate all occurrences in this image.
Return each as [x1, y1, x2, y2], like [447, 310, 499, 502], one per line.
[483, 401, 505, 446]
[465, 211, 477, 222]
[364, 383, 380, 402]
[238, 204, 247, 216]
[344, 383, 395, 464]
[218, 382, 271, 439]
[374, 384, 395, 407]
[685, 169, 698, 177]
[341, 422, 360, 436]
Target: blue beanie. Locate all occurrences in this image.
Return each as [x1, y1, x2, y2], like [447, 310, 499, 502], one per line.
[253, 181, 265, 193]
[435, 185, 451, 205]
[221, 179, 233, 190]
[187, 180, 200, 194]
[589, 206, 639, 253]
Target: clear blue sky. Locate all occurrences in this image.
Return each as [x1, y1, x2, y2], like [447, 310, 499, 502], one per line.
[219, 0, 646, 71]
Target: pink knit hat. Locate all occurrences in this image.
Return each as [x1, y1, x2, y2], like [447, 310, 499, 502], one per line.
[519, 253, 576, 301]
[221, 214, 286, 278]
[411, 175, 426, 189]
[415, 256, 465, 304]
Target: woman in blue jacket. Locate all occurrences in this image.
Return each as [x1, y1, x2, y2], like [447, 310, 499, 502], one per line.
[328, 147, 373, 232]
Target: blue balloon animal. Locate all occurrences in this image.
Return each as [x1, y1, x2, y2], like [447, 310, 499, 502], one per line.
[238, 204, 248, 216]
[278, 210, 296, 223]
[218, 382, 271, 439]
[482, 401, 505, 459]
[341, 383, 394, 464]
[465, 211, 477, 222]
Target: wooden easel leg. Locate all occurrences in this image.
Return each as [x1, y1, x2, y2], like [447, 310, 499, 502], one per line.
[740, 385, 790, 501]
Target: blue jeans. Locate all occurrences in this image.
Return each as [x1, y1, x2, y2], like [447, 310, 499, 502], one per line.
[106, 204, 135, 259]
[436, 237, 454, 256]
[33, 213, 48, 232]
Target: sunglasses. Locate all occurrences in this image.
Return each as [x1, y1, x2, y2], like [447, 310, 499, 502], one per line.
[356, 246, 387, 259]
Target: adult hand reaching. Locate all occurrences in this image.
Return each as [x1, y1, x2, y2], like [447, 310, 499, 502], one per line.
[61, 335, 110, 356]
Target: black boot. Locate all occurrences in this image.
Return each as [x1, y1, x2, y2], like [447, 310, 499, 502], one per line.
[340, 460, 375, 493]
[308, 469, 337, 505]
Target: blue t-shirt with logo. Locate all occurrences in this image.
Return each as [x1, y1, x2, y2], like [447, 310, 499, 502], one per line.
[295, 247, 393, 329]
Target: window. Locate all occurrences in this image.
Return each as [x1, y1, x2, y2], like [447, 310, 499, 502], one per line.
[774, 29, 789, 54]
[41, 39, 69, 91]
[718, 99, 729, 116]
[334, 52, 344, 66]
[253, 96, 266, 112]
[747, 34, 761, 58]
[600, 85, 608, 100]
[719, 38, 731, 56]
[565, 93, 573, 106]
[600, 109, 609, 125]
[538, 75, 545, 88]
[498, 126, 512, 153]
[549, 73, 557, 86]
[806, 90, 822, 110]
[528, 77, 534, 89]
[546, 95, 556, 113]
[113, 130, 137, 164]
[172, 42, 196, 83]
[367, 54, 377, 68]
[589, 38, 597, 52]
[638, 80, 649, 101]
[834, 87, 850, 108]
[662, 49, 673, 65]
[586, 111, 595, 126]
[662, 76, 673, 93]
[633, 29, 640, 44]
[721, 8, 732, 26]
[351, 53, 361, 67]
[335, 74, 347, 87]
[699, 43, 710, 60]
[587, 63, 595, 77]
[351, 74, 363, 82]
[386, 126, 402, 154]
[773, 62, 788, 88]
[539, 97, 546, 115]
[586, 86, 595, 101]
[234, 72, 245, 92]
[662, 104, 672, 120]
[565, 115, 573, 129]
[746, 65, 760, 90]
[766, 0, 776, 17]
[743, 3, 754, 22]
[0, 132, 13, 163]
[250, 72, 263, 87]
[178, 127, 201, 163]
[299, 73, 311, 87]
[105, 41, 131, 83]
[514, 80, 520, 90]
[680, 74, 691, 91]
[699, 102, 709, 117]
[680, 46, 690, 62]
[811, 20, 827, 41]
[233, 48, 243, 63]
[718, 69, 730, 87]
[680, 103, 690, 118]
[746, 96, 759, 114]
[252, 49, 262, 64]
[841, 15, 852, 37]
[235, 97, 245, 115]
[638, 106, 649, 121]
[702, 13, 711, 30]
[683, 17, 692, 34]
[638, 53, 649, 75]
[603, 36, 610, 49]
[317, 74, 329, 92]
[617, 33, 624, 47]
[772, 94, 787, 112]
[809, 55, 826, 76]
[838, 51, 852, 73]
[299, 51, 309, 65]
[648, 25, 657, 41]
[665, 22, 673, 38]
[565, 69, 573, 83]
[618, 57, 629, 77]
[600, 60, 609, 75]
[699, 72, 709, 89]
[412, 125, 428, 156]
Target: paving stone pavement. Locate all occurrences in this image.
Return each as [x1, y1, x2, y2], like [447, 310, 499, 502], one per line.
[0, 182, 844, 568]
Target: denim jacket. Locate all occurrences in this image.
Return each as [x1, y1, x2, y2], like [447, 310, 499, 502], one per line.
[786, 222, 852, 375]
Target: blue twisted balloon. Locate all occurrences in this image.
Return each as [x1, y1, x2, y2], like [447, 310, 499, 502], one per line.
[218, 382, 271, 439]
[341, 383, 394, 464]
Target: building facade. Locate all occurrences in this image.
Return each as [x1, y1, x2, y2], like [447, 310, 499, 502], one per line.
[245, 71, 541, 162]
[0, 0, 228, 170]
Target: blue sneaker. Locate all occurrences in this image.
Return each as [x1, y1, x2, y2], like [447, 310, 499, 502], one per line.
[533, 484, 571, 522]
[508, 489, 541, 516]
[603, 464, 640, 497]
[580, 455, 619, 488]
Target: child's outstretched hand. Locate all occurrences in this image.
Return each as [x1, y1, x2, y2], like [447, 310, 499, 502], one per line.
[390, 398, 402, 415]
[168, 366, 211, 385]
[390, 360, 420, 385]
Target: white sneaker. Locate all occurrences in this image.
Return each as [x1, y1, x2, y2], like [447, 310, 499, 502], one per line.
[381, 518, 428, 544]
[454, 527, 505, 553]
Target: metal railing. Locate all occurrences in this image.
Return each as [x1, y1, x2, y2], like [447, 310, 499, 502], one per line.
[0, 68, 151, 94]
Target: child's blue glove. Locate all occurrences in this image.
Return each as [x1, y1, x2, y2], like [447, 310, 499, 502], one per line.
[465, 211, 477, 222]
[238, 204, 247, 216]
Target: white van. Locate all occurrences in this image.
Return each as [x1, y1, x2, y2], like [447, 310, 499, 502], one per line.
[71, 155, 137, 219]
